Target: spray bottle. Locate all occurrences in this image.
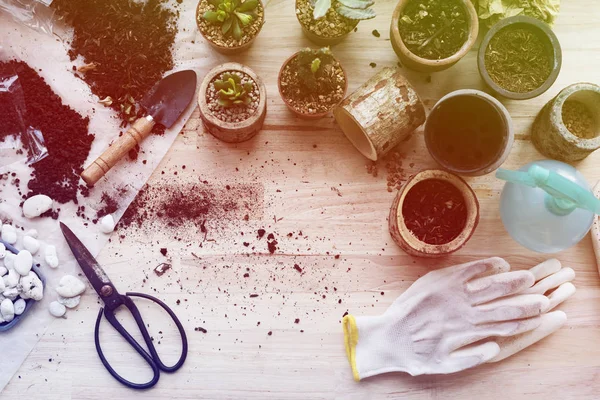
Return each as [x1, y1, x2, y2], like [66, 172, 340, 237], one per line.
[496, 160, 600, 253]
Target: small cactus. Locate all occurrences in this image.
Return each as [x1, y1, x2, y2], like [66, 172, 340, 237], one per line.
[213, 73, 254, 107]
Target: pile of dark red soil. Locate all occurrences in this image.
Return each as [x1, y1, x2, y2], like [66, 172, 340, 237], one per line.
[0, 60, 94, 205]
[52, 0, 178, 132]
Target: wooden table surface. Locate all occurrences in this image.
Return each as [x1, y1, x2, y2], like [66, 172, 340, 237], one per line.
[4, 0, 600, 399]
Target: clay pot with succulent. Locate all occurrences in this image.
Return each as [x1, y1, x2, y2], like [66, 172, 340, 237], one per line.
[196, 0, 265, 54]
[296, 0, 376, 46]
[278, 47, 347, 119]
[198, 62, 267, 143]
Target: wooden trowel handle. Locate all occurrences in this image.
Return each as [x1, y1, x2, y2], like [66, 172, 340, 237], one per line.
[81, 116, 155, 186]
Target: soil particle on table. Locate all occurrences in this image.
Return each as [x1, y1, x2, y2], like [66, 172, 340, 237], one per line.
[0, 61, 94, 205]
[398, 0, 469, 60]
[365, 150, 408, 192]
[51, 0, 178, 130]
[280, 55, 346, 115]
[196, 0, 264, 48]
[206, 72, 259, 123]
[296, 0, 357, 38]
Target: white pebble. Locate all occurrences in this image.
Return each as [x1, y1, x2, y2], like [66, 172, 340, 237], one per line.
[23, 236, 40, 255]
[49, 301, 66, 318]
[25, 229, 38, 238]
[4, 253, 16, 270]
[2, 287, 18, 301]
[22, 195, 53, 218]
[4, 269, 19, 288]
[1, 224, 17, 244]
[56, 275, 86, 298]
[0, 266, 6, 277]
[13, 298, 26, 315]
[18, 271, 43, 301]
[58, 295, 81, 309]
[0, 276, 4, 292]
[14, 250, 33, 276]
[0, 298, 15, 323]
[99, 215, 116, 234]
[44, 245, 59, 269]
[0, 243, 5, 259]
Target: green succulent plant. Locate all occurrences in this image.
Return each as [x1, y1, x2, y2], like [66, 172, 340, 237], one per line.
[213, 73, 254, 107]
[203, 0, 259, 40]
[312, 0, 376, 21]
[295, 47, 337, 92]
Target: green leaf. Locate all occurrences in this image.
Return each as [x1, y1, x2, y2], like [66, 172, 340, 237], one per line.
[233, 99, 244, 104]
[243, 82, 254, 92]
[232, 17, 243, 40]
[217, 9, 228, 21]
[335, 4, 376, 19]
[235, 11, 253, 26]
[243, 96, 252, 105]
[311, 58, 321, 74]
[213, 80, 229, 91]
[237, 0, 259, 12]
[217, 98, 232, 107]
[313, 0, 331, 19]
[337, 0, 374, 9]
[203, 10, 221, 22]
[208, 0, 221, 7]
[222, 16, 233, 33]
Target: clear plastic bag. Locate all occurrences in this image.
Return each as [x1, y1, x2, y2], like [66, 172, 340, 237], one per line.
[0, 0, 55, 35]
[0, 46, 48, 170]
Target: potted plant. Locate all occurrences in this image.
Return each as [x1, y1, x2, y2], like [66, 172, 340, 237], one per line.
[196, 0, 265, 54]
[389, 169, 480, 258]
[424, 89, 514, 176]
[390, 0, 479, 72]
[295, 0, 376, 46]
[198, 62, 267, 143]
[478, 16, 562, 100]
[278, 47, 347, 119]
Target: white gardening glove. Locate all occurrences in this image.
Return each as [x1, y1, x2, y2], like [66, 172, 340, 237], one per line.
[343, 257, 575, 380]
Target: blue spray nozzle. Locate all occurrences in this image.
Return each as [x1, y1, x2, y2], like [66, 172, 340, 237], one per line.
[496, 164, 600, 216]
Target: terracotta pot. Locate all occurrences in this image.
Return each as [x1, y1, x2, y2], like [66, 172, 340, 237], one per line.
[390, 0, 479, 72]
[424, 89, 514, 176]
[478, 16, 562, 100]
[196, 0, 265, 55]
[295, 0, 358, 46]
[278, 51, 348, 119]
[532, 83, 600, 161]
[198, 63, 267, 143]
[334, 67, 425, 161]
[389, 169, 480, 258]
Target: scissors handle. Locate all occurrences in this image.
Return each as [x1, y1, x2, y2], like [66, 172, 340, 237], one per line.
[94, 293, 188, 389]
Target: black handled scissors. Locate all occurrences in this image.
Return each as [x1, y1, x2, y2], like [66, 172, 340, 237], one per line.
[60, 222, 188, 389]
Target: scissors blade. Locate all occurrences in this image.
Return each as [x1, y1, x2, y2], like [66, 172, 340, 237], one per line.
[60, 222, 113, 297]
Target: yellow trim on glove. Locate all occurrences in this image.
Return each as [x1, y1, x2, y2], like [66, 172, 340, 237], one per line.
[342, 315, 360, 382]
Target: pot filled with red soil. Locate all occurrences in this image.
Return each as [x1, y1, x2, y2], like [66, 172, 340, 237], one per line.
[389, 169, 479, 258]
[198, 62, 267, 143]
[278, 47, 347, 119]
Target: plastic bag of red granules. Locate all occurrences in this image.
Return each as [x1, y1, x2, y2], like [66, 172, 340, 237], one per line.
[0, 0, 55, 35]
[0, 47, 48, 170]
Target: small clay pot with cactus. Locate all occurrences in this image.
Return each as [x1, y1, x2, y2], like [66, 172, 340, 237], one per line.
[278, 47, 348, 119]
[199, 62, 267, 143]
[196, 0, 265, 54]
[296, 0, 376, 45]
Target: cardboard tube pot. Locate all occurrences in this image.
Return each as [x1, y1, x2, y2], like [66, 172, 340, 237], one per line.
[532, 83, 600, 162]
[390, 0, 479, 72]
[278, 50, 348, 119]
[196, 0, 265, 55]
[478, 16, 562, 100]
[425, 89, 514, 176]
[334, 67, 425, 161]
[389, 170, 480, 258]
[199, 63, 267, 143]
[295, 0, 358, 46]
